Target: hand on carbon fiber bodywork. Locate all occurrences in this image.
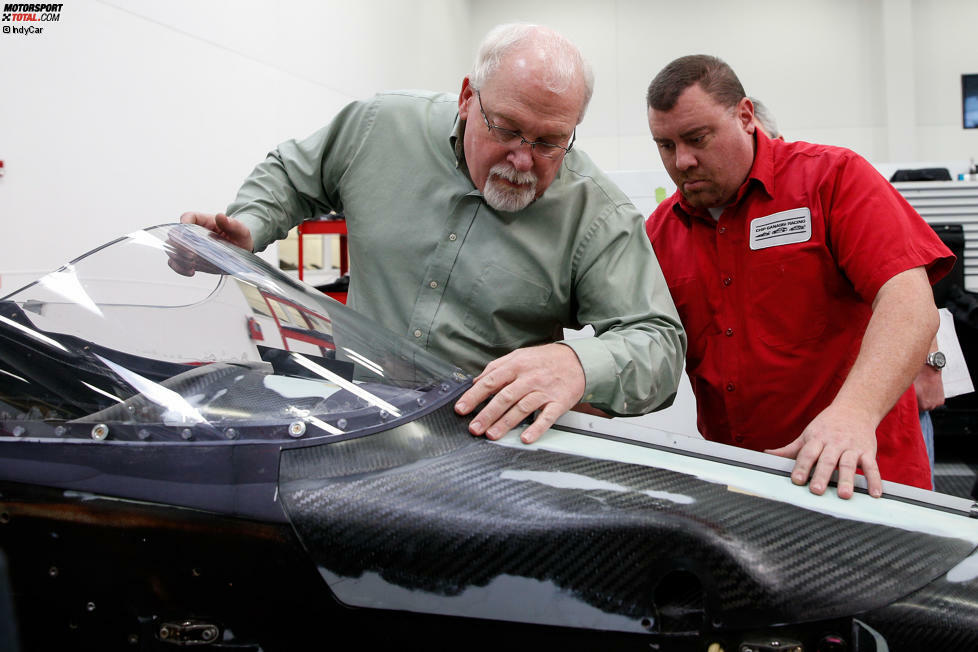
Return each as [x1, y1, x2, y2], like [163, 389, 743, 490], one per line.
[454, 343, 586, 445]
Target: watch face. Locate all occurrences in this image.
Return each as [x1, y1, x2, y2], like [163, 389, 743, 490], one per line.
[929, 351, 947, 369]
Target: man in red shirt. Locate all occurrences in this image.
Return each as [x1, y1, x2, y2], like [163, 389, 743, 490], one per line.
[645, 55, 954, 498]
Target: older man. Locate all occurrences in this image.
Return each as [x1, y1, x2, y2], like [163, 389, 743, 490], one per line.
[182, 24, 685, 444]
[645, 55, 953, 498]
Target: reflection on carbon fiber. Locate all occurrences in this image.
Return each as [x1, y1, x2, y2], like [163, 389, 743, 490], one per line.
[862, 571, 978, 649]
[317, 568, 651, 633]
[279, 403, 976, 636]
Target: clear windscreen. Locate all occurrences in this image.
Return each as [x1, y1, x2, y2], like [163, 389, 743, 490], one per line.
[0, 224, 469, 442]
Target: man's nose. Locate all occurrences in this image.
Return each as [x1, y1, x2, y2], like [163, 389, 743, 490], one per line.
[675, 144, 697, 171]
[507, 142, 535, 171]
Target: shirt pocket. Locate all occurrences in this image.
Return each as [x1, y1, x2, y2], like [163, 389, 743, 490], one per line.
[747, 256, 829, 349]
[463, 263, 554, 349]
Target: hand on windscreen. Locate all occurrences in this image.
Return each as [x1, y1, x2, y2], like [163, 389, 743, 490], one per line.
[180, 212, 254, 252]
[167, 213, 255, 277]
[454, 342, 586, 444]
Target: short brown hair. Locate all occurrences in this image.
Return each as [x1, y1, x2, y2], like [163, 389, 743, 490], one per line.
[646, 55, 746, 111]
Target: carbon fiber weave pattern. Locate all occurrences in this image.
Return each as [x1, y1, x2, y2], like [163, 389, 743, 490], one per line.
[861, 572, 978, 650]
[279, 404, 976, 631]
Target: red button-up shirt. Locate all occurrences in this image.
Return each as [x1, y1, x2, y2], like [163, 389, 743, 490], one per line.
[647, 132, 954, 489]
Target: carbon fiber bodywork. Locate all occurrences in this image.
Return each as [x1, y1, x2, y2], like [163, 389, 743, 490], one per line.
[4, 225, 978, 650]
[862, 573, 978, 648]
[279, 403, 978, 644]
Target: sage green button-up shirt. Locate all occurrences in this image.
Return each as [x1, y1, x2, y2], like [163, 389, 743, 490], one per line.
[228, 90, 685, 416]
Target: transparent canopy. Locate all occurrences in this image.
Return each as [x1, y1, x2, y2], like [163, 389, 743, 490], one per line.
[0, 224, 469, 442]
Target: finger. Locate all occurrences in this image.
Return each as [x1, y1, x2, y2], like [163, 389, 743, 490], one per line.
[180, 212, 213, 227]
[471, 356, 508, 385]
[861, 454, 883, 498]
[213, 214, 254, 251]
[808, 446, 842, 496]
[166, 256, 196, 278]
[788, 439, 824, 487]
[469, 381, 525, 437]
[485, 392, 547, 440]
[520, 402, 564, 444]
[213, 212, 232, 234]
[455, 368, 515, 417]
[835, 449, 861, 499]
[765, 438, 803, 459]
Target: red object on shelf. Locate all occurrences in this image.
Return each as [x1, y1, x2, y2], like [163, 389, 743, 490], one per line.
[297, 218, 348, 303]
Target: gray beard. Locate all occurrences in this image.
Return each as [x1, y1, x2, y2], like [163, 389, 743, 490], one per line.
[482, 164, 537, 212]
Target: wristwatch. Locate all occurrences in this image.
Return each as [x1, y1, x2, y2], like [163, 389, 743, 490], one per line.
[926, 351, 946, 370]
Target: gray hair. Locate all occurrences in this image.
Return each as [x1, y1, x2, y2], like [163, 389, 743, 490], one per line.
[469, 23, 595, 123]
[750, 97, 781, 139]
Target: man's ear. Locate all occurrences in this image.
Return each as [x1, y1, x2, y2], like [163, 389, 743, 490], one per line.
[459, 77, 474, 119]
[739, 96, 756, 135]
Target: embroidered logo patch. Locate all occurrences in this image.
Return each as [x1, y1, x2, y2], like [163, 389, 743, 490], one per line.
[749, 208, 812, 250]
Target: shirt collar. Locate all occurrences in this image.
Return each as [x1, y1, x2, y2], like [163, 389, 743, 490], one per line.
[450, 113, 467, 171]
[671, 129, 774, 224]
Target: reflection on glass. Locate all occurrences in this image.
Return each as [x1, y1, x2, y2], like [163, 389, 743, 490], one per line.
[0, 224, 469, 442]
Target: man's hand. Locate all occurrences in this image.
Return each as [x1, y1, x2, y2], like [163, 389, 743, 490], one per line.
[454, 343, 586, 444]
[914, 365, 945, 412]
[766, 404, 882, 500]
[180, 212, 254, 252]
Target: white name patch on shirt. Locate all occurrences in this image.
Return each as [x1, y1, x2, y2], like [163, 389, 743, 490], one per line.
[749, 208, 812, 250]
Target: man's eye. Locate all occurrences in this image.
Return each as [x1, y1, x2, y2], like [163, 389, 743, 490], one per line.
[657, 142, 674, 151]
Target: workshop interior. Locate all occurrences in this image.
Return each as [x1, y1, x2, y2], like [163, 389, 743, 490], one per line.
[2, 1, 978, 650]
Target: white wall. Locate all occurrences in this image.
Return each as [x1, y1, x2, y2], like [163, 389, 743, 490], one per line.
[468, 0, 978, 174]
[0, 0, 469, 290]
[3, 0, 978, 283]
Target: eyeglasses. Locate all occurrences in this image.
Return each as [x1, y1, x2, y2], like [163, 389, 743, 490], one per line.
[476, 90, 575, 160]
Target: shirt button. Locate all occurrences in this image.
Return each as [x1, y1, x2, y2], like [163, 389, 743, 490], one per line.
[413, 329, 422, 338]
[726, 382, 735, 392]
[718, 226, 727, 234]
[429, 280, 438, 289]
[725, 328, 734, 336]
[722, 276, 732, 286]
[448, 233, 457, 241]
